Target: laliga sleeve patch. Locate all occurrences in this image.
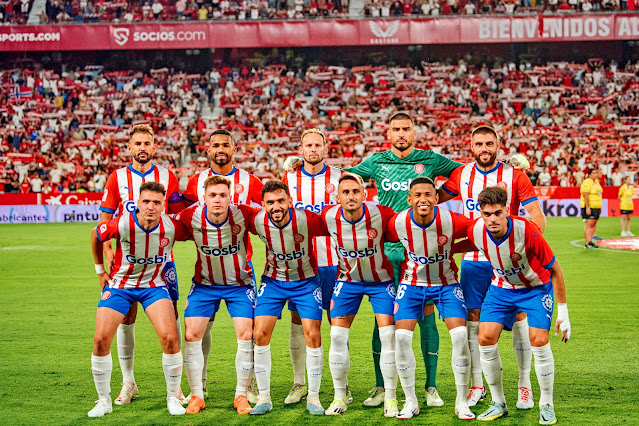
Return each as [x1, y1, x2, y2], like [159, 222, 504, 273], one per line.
[453, 286, 465, 302]
[313, 287, 323, 304]
[386, 283, 397, 298]
[541, 294, 554, 312]
[246, 287, 256, 304]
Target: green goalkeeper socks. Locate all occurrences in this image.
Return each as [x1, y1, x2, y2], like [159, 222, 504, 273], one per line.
[418, 313, 439, 389]
[372, 320, 384, 388]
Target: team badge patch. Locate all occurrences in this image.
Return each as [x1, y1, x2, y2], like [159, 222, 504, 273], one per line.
[437, 235, 449, 245]
[393, 302, 400, 314]
[235, 183, 245, 194]
[386, 284, 397, 298]
[231, 224, 242, 235]
[101, 291, 111, 300]
[367, 228, 378, 239]
[159, 237, 170, 248]
[294, 234, 305, 243]
[541, 294, 553, 312]
[325, 183, 336, 194]
[246, 288, 256, 304]
[497, 181, 508, 190]
[313, 287, 323, 304]
[453, 286, 465, 302]
[510, 253, 522, 262]
[414, 163, 425, 174]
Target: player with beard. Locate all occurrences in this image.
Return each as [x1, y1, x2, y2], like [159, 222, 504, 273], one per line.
[182, 129, 263, 403]
[282, 128, 343, 405]
[284, 113, 460, 406]
[99, 124, 185, 406]
[438, 125, 545, 409]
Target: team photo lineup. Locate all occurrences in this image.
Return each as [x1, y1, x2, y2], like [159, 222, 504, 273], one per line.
[87, 113, 571, 424]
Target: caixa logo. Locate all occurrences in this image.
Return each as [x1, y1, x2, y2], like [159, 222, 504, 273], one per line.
[124, 200, 137, 213]
[199, 242, 241, 256]
[408, 250, 449, 265]
[125, 253, 168, 265]
[294, 201, 326, 213]
[494, 264, 527, 277]
[465, 198, 481, 212]
[338, 245, 378, 258]
[268, 247, 306, 261]
[380, 178, 411, 191]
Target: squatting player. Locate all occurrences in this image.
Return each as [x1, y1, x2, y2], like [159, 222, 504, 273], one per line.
[175, 176, 259, 415]
[320, 173, 398, 417]
[98, 124, 184, 405]
[89, 182, 188, 417]
[439, 125, 545, 409]
[285, 112, 460, 406]
[249, 180, 329, 416]
[282, 128, 343, 405]
[182, 129, 263, 402]
[467, 186, 571, 425]
[386, 177, 474, 420]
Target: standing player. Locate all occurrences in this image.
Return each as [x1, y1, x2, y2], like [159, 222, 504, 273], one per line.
[182, 129, 263, 401]
[467, 186, 571, 425]
[99, 124, 184, 405]
[386, 177, 474, 420]
[439, 125, 545, 408]
[321, 173, 398, 417]
[282, 128, 343, 405]
[249, 180, 329, 416]
[284, 112, 461, 406]
[89, 182, 188, 417]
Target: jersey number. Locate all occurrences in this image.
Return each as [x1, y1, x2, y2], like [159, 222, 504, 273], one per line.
[333, 282, 344, 297]
[396, 285, 407, 300]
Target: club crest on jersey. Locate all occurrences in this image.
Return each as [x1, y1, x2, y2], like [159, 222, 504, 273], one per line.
[100, 224, 107, 234]
[511, 253, 522, 262]
[294, 234, 305, 243]
[231, 224, 242, 235]
[159, 237, 170, 248]
[497, 181, 508, 190]
[437, 235, 449, 245]
[386, 284, 397, 298]
[325, 183, 336, 194]
[541, 294, 553, 312]
[101, 290, 111, 300]
[367, 228, 378, 239]
[235, 183, 245, 194]
[414, 163, 425, 174]
[313, 287, 323, 304]
[453, 286, 465, 302]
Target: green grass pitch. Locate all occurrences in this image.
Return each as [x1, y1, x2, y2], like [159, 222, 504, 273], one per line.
[0, 217, 637, 425]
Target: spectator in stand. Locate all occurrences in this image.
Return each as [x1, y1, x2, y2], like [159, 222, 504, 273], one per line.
[581, 169, 603, 248]
[152, 0, 164, 19]
[538, 167, 551, 186]
[618, 175, 635, 237]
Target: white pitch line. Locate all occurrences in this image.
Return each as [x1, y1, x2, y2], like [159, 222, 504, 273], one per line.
[569, 239, 639, 254]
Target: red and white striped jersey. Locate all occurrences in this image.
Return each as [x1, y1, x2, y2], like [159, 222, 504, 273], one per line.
[283, 164, 342, 267]
[252, 208, 329, 282]
[100, 164, 181, 216]
[96, 213, 189, 289]
[441, 161, 537, 262]
[176, 204, 258, 287]
[183, 166, 263, 206]
[321, 203, 395, 283]
[467, 216, 555, 290]
[386, 207, 471, 287]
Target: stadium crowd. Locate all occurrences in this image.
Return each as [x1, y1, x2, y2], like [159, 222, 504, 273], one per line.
[1, 58, 638, 193]
[27, 0, 635, 24]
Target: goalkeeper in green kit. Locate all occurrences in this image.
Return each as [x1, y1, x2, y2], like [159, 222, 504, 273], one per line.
[284, 112, 461, 407]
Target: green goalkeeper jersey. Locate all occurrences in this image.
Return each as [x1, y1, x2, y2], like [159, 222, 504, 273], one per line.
[344, 148, 461, 251]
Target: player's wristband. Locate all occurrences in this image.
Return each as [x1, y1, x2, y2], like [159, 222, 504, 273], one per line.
[95, 264, 106, 274]
[557, 303, 568, 317]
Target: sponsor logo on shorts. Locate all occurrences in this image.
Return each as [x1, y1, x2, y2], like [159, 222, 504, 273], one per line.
[393, 302, 399, 314]
[294, 233, 305, 243]
[159, 237, 170, 248]
[367, 228, 378, 239]
[510, 253, 522, 262]
[313, 287, 323, 304]
[101, 290, 111, 300]
[541, 294, 553, 312]
[386, 283, 397, 298]
[235, 183, 245, 194]
[325, 183, 336, 194]
[231, 224, 242, 235]
[414, 163, 425, 174]
[453, 285, 465, 302]
[437, 235, 449, 245]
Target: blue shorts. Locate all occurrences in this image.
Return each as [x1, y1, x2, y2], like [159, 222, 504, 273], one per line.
[480, 282, 555, 331]
[256, 275, 323, 321]
[184, 283, 255, 319]
[330, 280, 396, 317]
[289, 266, 336, 312]
[460, 260, 493, 310]
[394, 283, 467, 321]
[163, 261, 179, 301]
[98, 286, 171, 315]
